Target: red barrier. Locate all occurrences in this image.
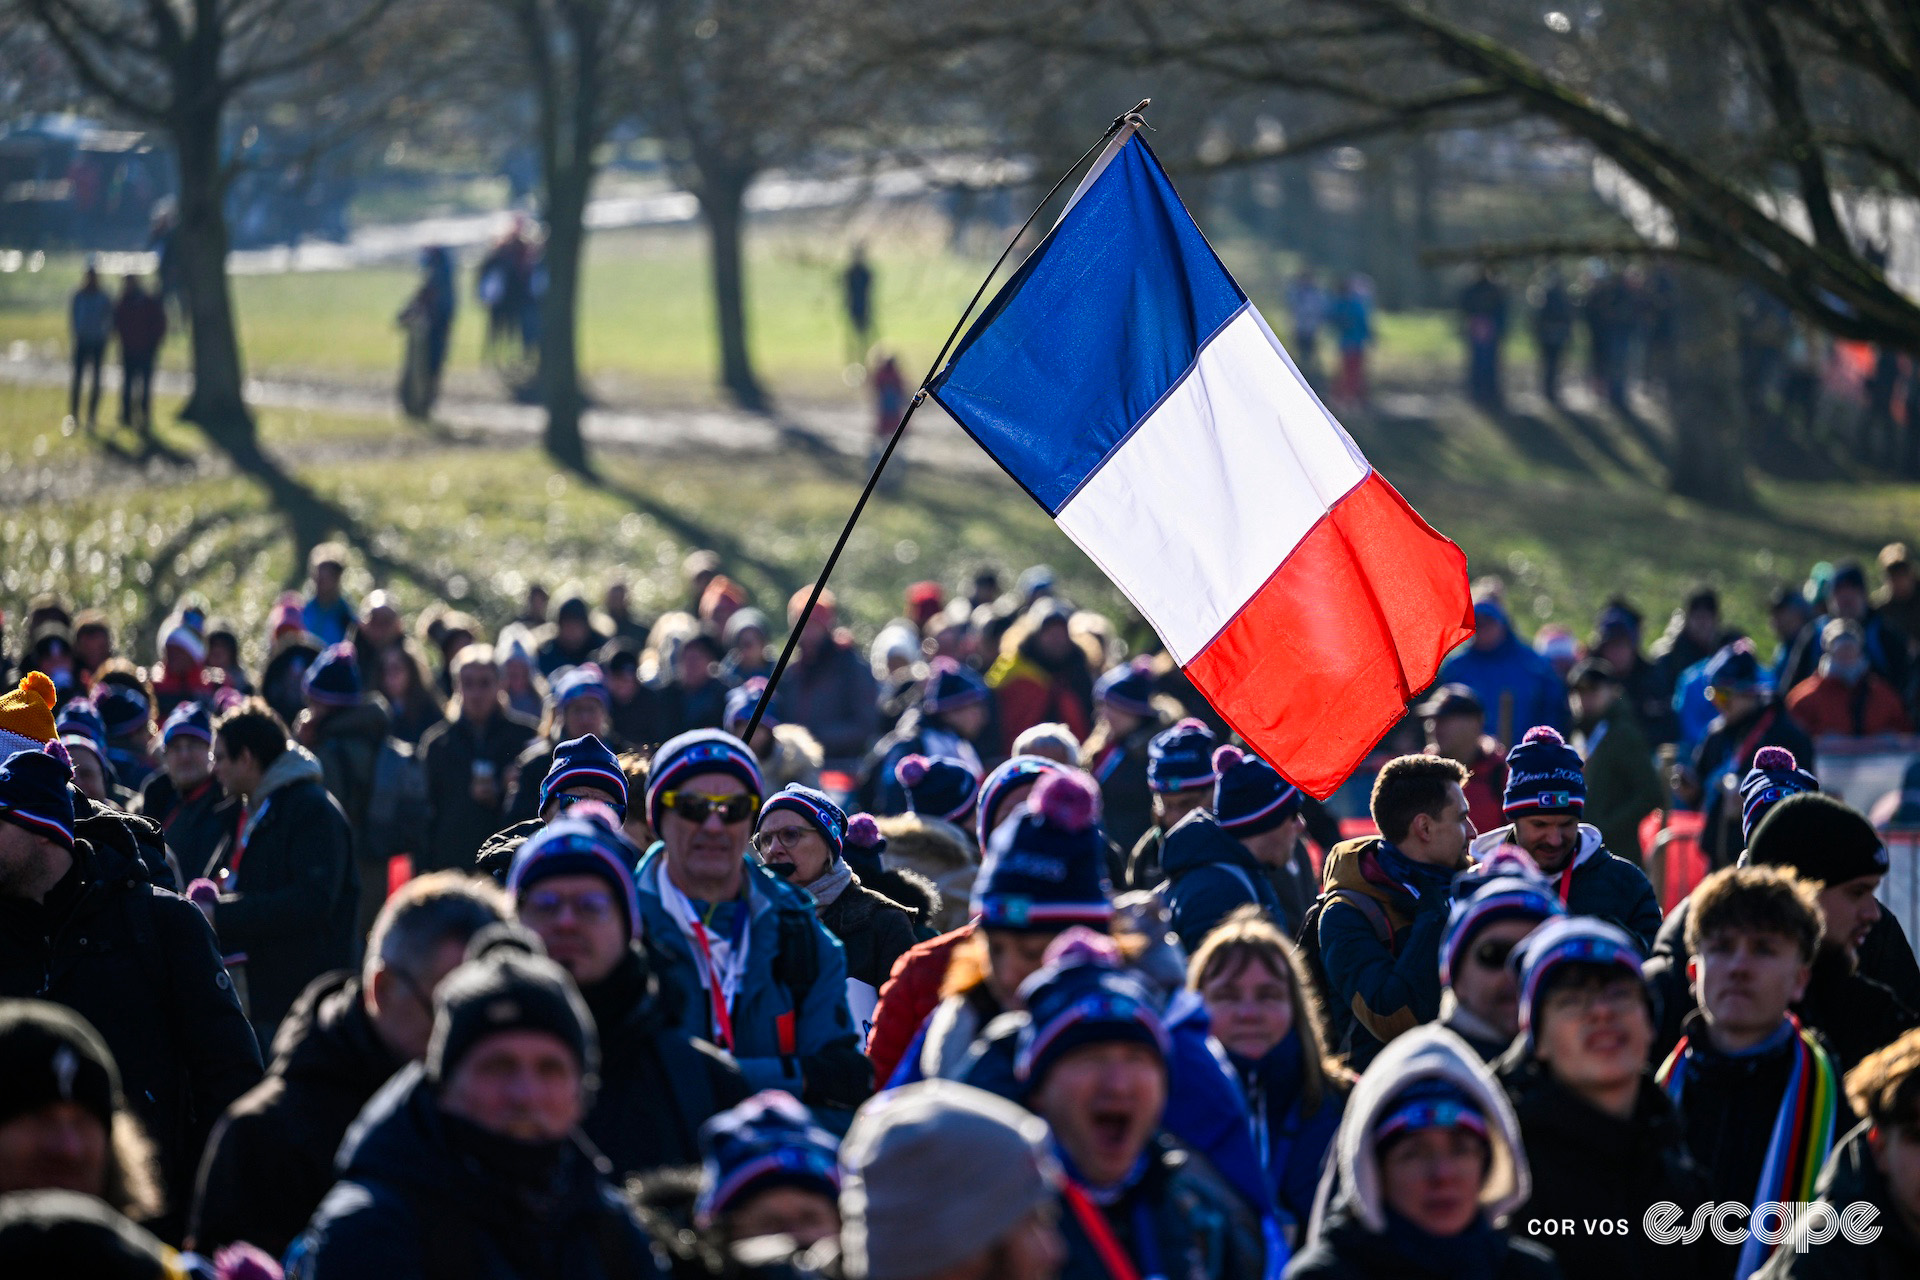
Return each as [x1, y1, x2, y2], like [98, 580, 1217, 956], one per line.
[1638, 810, 1707, 910]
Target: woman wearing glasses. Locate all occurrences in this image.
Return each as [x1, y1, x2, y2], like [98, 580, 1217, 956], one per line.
[632, 730, 871, 1114]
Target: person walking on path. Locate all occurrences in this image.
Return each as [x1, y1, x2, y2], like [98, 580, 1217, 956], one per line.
[68, 266, 112, 431]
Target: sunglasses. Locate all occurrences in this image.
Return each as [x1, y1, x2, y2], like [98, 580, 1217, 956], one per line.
[751, 825, 814, 855]
[1472, 939, 1518, 970]
[660, 790, 759, 825]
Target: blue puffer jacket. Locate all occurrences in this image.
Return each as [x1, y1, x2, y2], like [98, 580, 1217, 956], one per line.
[1230, 1031, 1345, 1227]
[1437, 604, 1568, 740]
[1160, 811, 1284, 956]
[632, 845, 870, 1109]
[286, 1066, 662, 1280]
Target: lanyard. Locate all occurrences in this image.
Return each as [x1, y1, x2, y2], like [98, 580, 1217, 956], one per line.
[225, 798, 271, 885]
[1556, 864, 1574, 905]
[686, 899, 751, 1051]
[1063, 1182, 1166, 1280]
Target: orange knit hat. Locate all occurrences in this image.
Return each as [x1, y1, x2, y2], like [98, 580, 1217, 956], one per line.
[0, 672, 59, 758]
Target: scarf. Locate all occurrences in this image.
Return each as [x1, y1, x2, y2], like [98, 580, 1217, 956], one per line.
[1657, 1015, 1839, 1279]
[1375, 841, 1458, 903]
[440, 1109, 570, 1209]
[1234, 1031, 1305, 1177]
[802, 858, 855, 909]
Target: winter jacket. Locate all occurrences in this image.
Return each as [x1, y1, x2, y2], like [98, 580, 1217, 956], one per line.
[1315, 837, 1463, 1067]
[1056, 1134, 1267, 1280]
[474, 818, 546, 883]
[1440, 990, 1513, 1062]
[1786, 671, 1912, 737]
[1231, 1033, 1345, 1229]
[1573, 698, 1664, 864]
[205, 745, 360, 1046]
[875, 813, 977, 934]
[813, 873, 919, 995]
[1437, 635, 1567, 742]
[136, 772, 231, 883]
[1498, 1053, 1708, 1280]
[261, 634, 323, 727]
[0, 832, 264, 1241]
[577, 947, 750, 1181]
[191, 970, 402, 1258]
[854, 714, 983, 817]
[1091, 725, 1158, 856]
[114, 288, 167, 356]
[1646, 899, 1920, 1065]
[987, 643, 1094, 755]
[310, 698, 393, 850]
[632, 847, 869, 1109]
[417, 708, 538, 873]
[72, 284, 112, 342]
[1470, 825, 1661, 951]
[774, 638, 878, 762]
[865, 925, 968, 1084]
[1795, 947, 1916, 1074]
[1128, 824, 1168, 892]
[1756, 1119, 1920, 1278]
[75, 789, 179, 890]
[286, 1066, 664, 1280]
[1160, 810, 1285, 955]
[1289, 1027, 1557, 1280]
[301, 597, 356, 649]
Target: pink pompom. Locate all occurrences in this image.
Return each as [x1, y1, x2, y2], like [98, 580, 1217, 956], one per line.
[1044, 925, 1121, 970]
[1754, 746, 1798, 771]
[186, 878, 221, 906]
[1211, 744, 1246, 772]
[43, 739, 73, 771]
[895, 754, 929, 787]
[1030, 769, 1101, 832]
[846, 813, 882, 847]
[1174, 717, 1208, 732]
[1521, 726, 1565, 746]
[213, 1242, 284, 1280]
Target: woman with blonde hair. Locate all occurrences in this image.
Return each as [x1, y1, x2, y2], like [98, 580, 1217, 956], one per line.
[1191, 906, 1348, 1231]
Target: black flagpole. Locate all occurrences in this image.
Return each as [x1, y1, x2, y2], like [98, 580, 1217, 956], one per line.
[742, 99, 1152, 743]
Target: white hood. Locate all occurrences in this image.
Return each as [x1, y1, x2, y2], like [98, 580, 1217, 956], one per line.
[1307, 1024, 1530, 1238]
[1470, 821, 1605, 874]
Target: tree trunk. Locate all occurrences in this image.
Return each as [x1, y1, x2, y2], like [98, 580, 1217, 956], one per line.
[699, 172, 767, 411]
[171, 107, 256, 451]
[539, 161, 591, 471]
[1666, 265, 1752, 505]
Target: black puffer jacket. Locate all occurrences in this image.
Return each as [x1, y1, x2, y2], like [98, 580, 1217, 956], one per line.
[0, 832, 263, 1241]
[815, 876, 919, 994]
[475, 818, 545, 884]
[578, 947, 750, 1181]
[205, 746, 360, 1047]
[418, 709, 538, 873]
[288, 1066, 664, 1280]
[191, 969, 403, 1257]
[1758, 1120, 1920, 1277]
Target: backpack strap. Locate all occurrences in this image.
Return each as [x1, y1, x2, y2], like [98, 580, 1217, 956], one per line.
[1322, 887, 1394, 947]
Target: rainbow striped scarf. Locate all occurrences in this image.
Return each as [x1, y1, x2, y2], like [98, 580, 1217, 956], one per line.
[1656, 1015, 1840, 1280]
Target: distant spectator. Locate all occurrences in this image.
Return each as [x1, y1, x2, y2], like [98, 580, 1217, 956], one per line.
[1690, 640, 1816, 864]
[300, 544, 356, 648]
[417, 647, 538, 873]
[1768, 585, 1822, 697]
[535, 592, 607, 677]
[134, 702, 229, 878]
[1568, 658, 1664, 866]
[659, 632, 728, 738]
[776, 589, 878, 765]
[1421, 683, 1508, 837]
[987, 600, 1094, 756]
[600, 578, 649, 645]
[599, 638, 664, 747]
[1873, 542, 1920, 656]
[111, 275, 165, 437]
[1650, 586, 1741, 718]
[1329, 273, 1373, 408]
[719, 608, 774, 686]
[1825, 561, 1912, 696]
[1437, 599, 1567, 743]
[377, 643, 445, 745]
[1788, 619, 1912, 738]
[68, 266, 111, 430]
[1459, 266, 1508, 412]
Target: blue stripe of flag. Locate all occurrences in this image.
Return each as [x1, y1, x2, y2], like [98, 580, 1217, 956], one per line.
[928, 136, 1245, 515]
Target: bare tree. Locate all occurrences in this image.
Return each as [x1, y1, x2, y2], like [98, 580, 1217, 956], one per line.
[10, 0, 403, 453]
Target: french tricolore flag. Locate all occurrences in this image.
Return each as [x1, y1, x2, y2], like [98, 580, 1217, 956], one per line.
[929, 129, 1473, 798]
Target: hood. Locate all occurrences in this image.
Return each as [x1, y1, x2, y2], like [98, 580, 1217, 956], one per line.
[876, 813, 976, 874]
[1160, 810, 1264, 878]
[272, 969, 403, 1089]
[1470, 822, 1603, 873]
[255, 742, 326, 805]
[1321, 836, 1414, 907]
[1311, 1024, 1528, 1237]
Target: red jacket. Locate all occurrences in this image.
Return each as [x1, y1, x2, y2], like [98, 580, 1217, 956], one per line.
[866, 924, 971, 1084]
[1787, 672, 1911, 738]
[114, 290, 167, 356]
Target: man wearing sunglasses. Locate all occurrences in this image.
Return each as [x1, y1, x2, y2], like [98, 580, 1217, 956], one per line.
[1438, 854, 1563, 1061]
[507, 811, 748, 1181]
[633, 729, 869, 1113]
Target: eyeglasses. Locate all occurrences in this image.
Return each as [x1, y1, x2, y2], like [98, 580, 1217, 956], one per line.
[751, 826, 813, 854]
[660, 790, 759, 825]
[1472, 939, 1517, 970]
[521, 889, 616, 924]
[1544, 980, 1643, 1017]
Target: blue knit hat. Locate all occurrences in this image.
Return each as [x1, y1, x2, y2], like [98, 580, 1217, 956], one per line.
[972, 770, 1112, 932]
[1440, 863, 1563, 988]
[646, 729, 765, 832]
[1210, 744, 1302, 837]
[1376, 1077, 1489, 1148]
[759, 784, 848, 863]
[551, 663, 611, 710]
[1015, 955, 1169, 1090]
[896, 753, 981, 825]
[976, 754, 1064, 849]
[53, 701, 108, 760]
[1740, 746, 1819, 841]
[921, 658, 989, 715]
[93, 685, 150, 741]
[160, 701, 213, 748]
[0, 745, 76, 851]
[724, 679, 779, 736]
[695, 1091, 841, 1228]
[302, 642, 362, 707]
[538, 733, 628, 817]
[1514, 916, 1645, 1050]
[1502, 727, 1586, 818]
[1704, 639, 1766, 697]
[1146, 718, 1217, 793]
[507, 812, 642, 940]
[1093, 657, 1156, 718]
